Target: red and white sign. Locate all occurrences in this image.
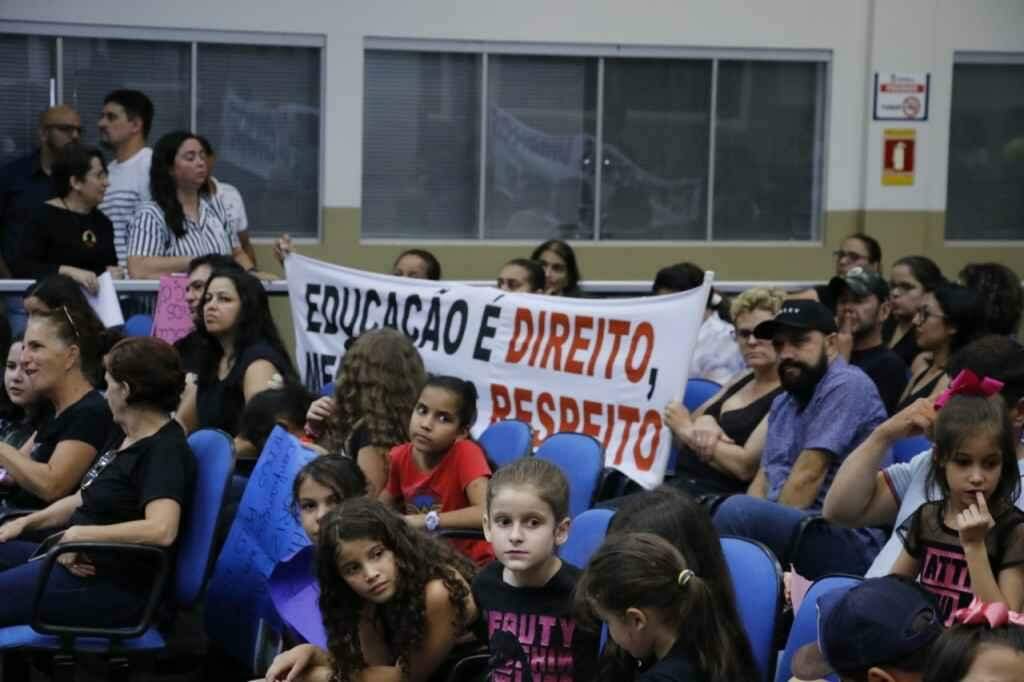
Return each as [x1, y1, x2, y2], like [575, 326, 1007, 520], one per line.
[883, 129, 916, 186]
[874, 72, 930, 121]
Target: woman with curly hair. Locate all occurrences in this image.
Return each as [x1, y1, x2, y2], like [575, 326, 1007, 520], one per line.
[261, 498, 479, 682]
[304, 328, 427, 495]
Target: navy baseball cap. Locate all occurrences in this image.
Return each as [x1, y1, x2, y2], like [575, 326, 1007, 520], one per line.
[753, 299, 838, 340]
[828, 266, 890, 302]
[791, 576, 943, 679]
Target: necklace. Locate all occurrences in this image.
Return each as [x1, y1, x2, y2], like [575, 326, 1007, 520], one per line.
[61, 197, 98, 249]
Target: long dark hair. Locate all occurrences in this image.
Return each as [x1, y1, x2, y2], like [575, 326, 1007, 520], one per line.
[317, 498, 475, 680]
[606, 487, 758, 680]
[894, 255, 945, 292]
[932, 282, 982, 353]
[923, 623, 1024, 682]
[196, 268, 297, 386]
[576, 532, 751, 682]
[959, 262, 1023, 337]
[532, 239, 581, 294]
[151, 130, 208, 238]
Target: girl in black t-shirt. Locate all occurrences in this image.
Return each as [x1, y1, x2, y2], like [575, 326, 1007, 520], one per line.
[576, 533, 754, 682]
[474, 457, 599, 682]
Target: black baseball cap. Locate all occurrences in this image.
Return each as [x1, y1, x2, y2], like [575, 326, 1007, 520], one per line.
[753, 299, 838, 340]
[828, 266, 890, 302]
[791, 576, 943, 680]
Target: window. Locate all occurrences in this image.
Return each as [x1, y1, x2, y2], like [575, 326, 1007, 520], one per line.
[363, 42, 828, 242]
[947, 56, 1024, 241]
[0, 34, 55, 168]
[0, 27, 323, 238]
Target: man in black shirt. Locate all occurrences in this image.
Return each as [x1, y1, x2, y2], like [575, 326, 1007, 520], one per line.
[831, 267, 908, 415]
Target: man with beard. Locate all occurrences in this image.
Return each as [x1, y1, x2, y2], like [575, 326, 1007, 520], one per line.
[712, 299, 888, 578]
[831, 267, 908, 415]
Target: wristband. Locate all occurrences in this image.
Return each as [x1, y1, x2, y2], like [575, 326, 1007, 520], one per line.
[425, 510, 441, 533]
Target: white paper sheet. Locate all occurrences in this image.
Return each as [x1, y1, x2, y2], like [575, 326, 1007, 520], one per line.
[85, 271, 125, 328]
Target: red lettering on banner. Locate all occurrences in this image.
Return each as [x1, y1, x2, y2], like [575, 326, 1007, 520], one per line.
[558, 396, 580, 433]
[587, 318, 606, 376]
[491, 384, 512, 421]
[604, 320, 631, 379]
[537, 392, 556, 441]
[582, 400, 603, 439]
[539, 313, 571, 371]
[506, 309, 533, 364]
[528, 311, 548, 367]
[625, 322, 654, 384]
[564, 315, 593, 375]
[513, 387, 534, 424]
[633, 411, 662, 471]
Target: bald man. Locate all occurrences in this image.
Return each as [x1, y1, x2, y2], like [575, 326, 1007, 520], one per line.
[0, 105, 82, 332]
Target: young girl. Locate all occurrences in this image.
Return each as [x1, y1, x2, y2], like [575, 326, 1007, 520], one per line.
[923, 615, 1024, 681]
[576, 532, 753, 682]
[262, 498, 480, 682]
[293, 454, 368, 544]
[892, 389, 1024, 623]
[380, 375, 493, 565]
[475, 457, 599, 682]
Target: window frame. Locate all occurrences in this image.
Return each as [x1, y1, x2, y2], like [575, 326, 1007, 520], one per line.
[362, 37, 832, 245]
[0, 20, 326, 241]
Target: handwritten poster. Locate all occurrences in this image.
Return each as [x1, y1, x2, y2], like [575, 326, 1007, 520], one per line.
[151, 274, 194, 343]
[204, 427, 315, 666]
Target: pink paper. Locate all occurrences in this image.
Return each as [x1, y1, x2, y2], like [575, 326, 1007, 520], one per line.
[151, 274, 194, 344]
[789, 569, 814, 613]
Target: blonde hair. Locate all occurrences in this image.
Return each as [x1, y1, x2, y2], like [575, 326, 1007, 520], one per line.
[730, 287, 787, 320]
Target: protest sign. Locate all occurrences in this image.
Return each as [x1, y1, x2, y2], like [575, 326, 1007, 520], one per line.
[286, 255, 708, 488]
[151, 274, 193, 343]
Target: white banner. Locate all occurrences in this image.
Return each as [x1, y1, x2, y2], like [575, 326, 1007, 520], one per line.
[286, 255, 709, 489]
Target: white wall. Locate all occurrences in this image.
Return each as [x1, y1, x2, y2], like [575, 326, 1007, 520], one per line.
[3, 0, 1022, 213]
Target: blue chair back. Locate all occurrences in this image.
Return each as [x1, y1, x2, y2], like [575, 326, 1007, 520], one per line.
[774, 575, 863, 682]
[721, 536, 783, 682]
[178, 429, 235, 607]
[478, 420, 533, 469]
[683, 378, 722, 411]
[561, 508, 614, 569]
[892, 435, 931, 464]
[124, 314, 154, 337]
[535, 432, 604, 519]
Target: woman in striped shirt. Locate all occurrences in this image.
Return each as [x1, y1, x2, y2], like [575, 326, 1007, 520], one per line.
[126, 131, 256, 279]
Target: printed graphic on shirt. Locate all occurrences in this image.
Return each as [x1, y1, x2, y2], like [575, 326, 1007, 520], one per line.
[487, 609, 580, 682]
[405, 487, 442, 515]
[919, 544, 971, 623]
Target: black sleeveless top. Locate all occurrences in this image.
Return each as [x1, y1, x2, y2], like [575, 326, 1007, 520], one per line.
[673, 373, 783, 496]
[883, 317, 920, 367]
[895, 364, 944, 412]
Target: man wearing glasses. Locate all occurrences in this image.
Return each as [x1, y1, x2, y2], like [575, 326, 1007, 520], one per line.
[0, 105, 83, 334]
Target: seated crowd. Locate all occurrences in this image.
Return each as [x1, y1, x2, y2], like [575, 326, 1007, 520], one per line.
[2, 94, 1024, 682]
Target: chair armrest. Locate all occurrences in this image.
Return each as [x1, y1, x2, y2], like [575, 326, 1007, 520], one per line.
[31, 541, 171, 640]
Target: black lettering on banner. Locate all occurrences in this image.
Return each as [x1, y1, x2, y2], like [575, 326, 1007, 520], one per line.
[360, 288, 382, 334]
[419, 296, 441, 351]
[402, 295, 422, 342]
[383, 292, 400, 329]
[321, 285, 339, 335]
[473, 305, 501, 362]
[305, 284, 322, 333]
[320, 354, 338, 388]
[304, 352, 339, 391]
[338, 287, 360, 338]
[442, 300, 469, 355]
[305, 352, 321, 388]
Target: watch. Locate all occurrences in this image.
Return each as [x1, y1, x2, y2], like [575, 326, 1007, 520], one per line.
[424, 510, 441, 533]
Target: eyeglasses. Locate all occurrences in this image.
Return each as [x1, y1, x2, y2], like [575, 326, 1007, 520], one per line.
[62, 305, 80, 341]
[46, 124, 83, 135]
[736, 329, 758, 340]
[833, 250, 868, 262]
[80, 450, 117, 490]
[913, 306, 946, 323]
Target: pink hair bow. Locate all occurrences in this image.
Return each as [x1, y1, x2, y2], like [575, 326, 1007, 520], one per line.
[933, 369, 1004, 410]
[952, 598, 1024, 628]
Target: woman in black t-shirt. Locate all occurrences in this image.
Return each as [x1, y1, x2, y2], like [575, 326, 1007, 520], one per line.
[0, 308, 114, 510]
[14, 143, 120, 291]
[0, 337, 194, 628]
[177, 268, 297, 459]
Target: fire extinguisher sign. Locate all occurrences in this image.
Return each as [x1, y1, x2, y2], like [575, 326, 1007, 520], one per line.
[883, 129, 916, 186]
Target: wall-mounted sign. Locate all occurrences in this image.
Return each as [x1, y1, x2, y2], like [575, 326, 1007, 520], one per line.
[882, 128, 916, 186]
[874, 72, 930, 121]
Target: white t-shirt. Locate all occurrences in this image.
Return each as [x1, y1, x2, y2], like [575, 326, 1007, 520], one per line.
[689, 313, 746, 385]
[212, 178, 248, 237]
[100, 147, 152, 266]
[866, 449, 1024, 577]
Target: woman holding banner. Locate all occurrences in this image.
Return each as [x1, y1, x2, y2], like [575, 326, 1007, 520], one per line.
[176, 268, 297, 461]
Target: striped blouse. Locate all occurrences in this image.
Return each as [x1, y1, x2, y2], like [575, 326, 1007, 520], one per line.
[127, 196, 239, 261]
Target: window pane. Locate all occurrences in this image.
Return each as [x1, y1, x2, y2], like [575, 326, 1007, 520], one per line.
[363, 51, 480, 239]
[602, 58, 711, 240]
[198, 43, 321, 237]
[947, 63, 1024, 240]
[485, 55, 597, 240]
[0, 34, 55, 167]
[713, 60, 825, 241]
[62, 38, 190, 149]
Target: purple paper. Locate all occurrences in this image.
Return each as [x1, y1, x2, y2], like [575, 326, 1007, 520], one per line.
[268, 545, 327, 648]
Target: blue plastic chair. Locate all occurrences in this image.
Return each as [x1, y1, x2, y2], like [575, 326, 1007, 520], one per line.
[774, 575, 863, 682]
[561, 508, 614, 569]
[535, 432, 604, 519]
[668, 378, 723, 473]
[478, 420, 533, 469]
[123, 313, 153, 337]
[892, 435, 931, 464]
[721, 536, 783, 682]
[0, 429, 235, 682]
